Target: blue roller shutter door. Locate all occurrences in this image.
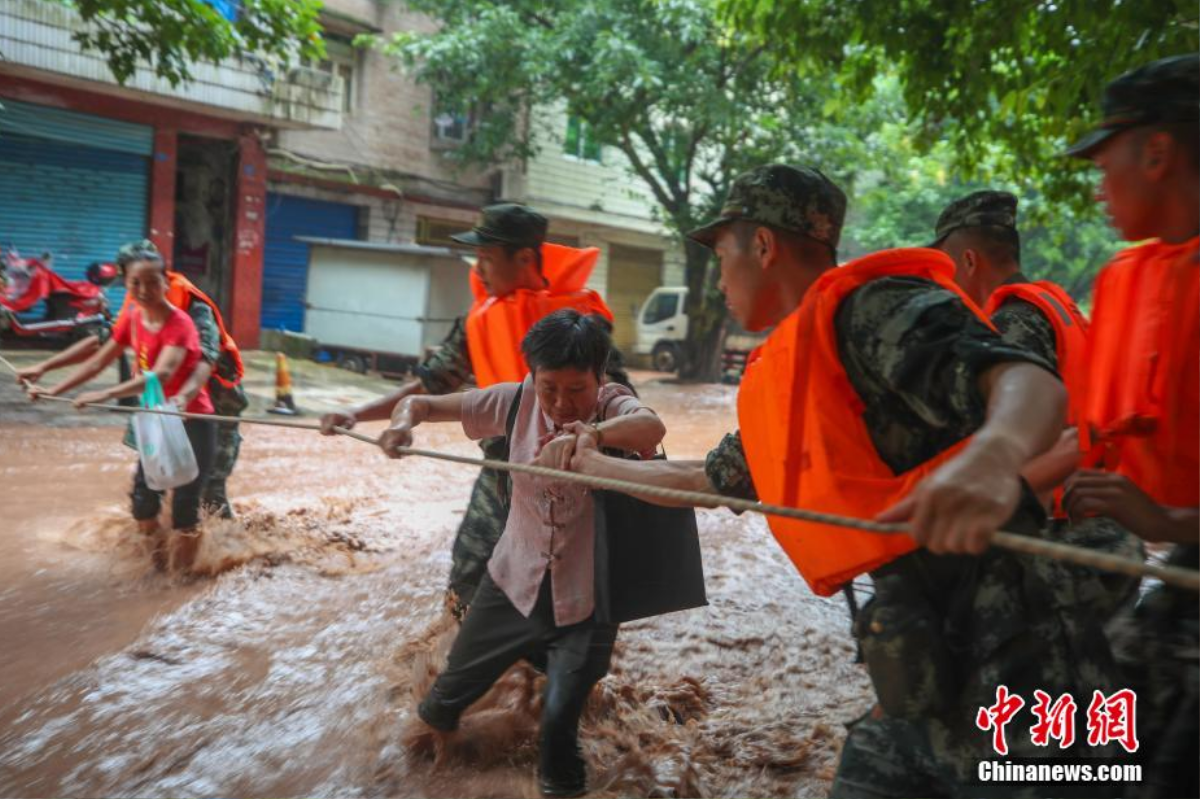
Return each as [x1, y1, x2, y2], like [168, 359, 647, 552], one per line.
[0, 101, 151, 316]
[261, 193, 359, 332]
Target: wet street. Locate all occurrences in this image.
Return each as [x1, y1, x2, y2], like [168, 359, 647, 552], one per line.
[0, 350, 872, 798]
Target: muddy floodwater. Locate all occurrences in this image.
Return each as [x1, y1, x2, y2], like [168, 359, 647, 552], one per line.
[0, 358, 873, 798]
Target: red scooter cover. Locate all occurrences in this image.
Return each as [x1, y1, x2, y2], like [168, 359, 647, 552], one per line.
[0, 257, 102, 313]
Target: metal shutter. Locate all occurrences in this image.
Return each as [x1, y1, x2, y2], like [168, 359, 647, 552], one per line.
[261, 193, 359, 332]
[0, 129, 150, 316]
[0, 99, 153, 156]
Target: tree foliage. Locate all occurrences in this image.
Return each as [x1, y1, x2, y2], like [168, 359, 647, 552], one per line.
[833, 78, 1120, 300]
[720, 0, 1199, 204]
[64, 0, 325, 87]
[375, 0, 835, 378]
[383, 1, 1135, 378]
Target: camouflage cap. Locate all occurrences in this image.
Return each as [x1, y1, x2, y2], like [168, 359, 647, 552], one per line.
[116, 239, 162, 266]
[686, 164, 847, 251]
[450, 203, 548, 249]
[1065, 53, 1199, 159]
[930, 190, 1018, 247]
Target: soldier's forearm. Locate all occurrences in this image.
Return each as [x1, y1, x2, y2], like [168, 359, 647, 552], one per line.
[351, 379, 426, 422]
[977, 362, 1066, 471]
[1156, 507, 1199, 545]
[575, 452, 715, 508]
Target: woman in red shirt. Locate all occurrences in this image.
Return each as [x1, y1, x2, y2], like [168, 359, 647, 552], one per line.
[29, 251, 216, 572]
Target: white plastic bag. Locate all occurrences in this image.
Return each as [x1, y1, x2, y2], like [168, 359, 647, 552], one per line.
[133, 372, 198, 491]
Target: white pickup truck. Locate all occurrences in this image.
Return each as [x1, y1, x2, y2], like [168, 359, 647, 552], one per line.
[634, 286, 765, 381]
[634, 286, 689, 372]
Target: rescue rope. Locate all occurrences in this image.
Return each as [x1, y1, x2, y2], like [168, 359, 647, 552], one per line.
[2, 353, 1197, 592]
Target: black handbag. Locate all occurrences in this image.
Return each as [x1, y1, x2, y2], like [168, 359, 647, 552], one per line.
[592, 487, 707, 624]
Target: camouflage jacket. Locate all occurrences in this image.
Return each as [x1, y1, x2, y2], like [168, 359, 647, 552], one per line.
[706, 276, 1057, 494]
[187, 302, 247, 417]
[705, 278, 1121, 745]
[989, 273, 1059, 370]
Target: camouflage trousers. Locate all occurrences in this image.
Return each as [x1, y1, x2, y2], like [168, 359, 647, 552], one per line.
[201, 380, 248, 519]
[1107, 545, 1199, 799]
[1052, 516, 1143, 620]
[831, 545, 1125, 799]
[445, 435, 511, 619]
[200, 420, 241, 518]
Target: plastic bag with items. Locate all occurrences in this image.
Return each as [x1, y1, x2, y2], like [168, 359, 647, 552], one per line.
[133, 372, 198, 490]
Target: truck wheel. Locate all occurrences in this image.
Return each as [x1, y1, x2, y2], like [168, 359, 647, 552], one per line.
[651, 342, 680, 374]
[338, 353, 368, 374]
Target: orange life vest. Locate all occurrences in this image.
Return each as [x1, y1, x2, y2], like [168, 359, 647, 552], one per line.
[119, 272, 244, 388]
[986, 280, 1092, 517]
[1084, 237, 1199, 507]
[464, 243, 614, 387]
[738, 248, 995, 597]
[985, 280, 1089, 426]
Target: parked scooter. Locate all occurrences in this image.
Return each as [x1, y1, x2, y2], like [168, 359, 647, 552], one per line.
[0, 249, 119, 343]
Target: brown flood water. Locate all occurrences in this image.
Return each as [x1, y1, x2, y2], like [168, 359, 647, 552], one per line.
[0, 377, 873, 798]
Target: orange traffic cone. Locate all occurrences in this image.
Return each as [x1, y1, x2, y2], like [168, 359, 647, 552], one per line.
[267, 351, 299, 416]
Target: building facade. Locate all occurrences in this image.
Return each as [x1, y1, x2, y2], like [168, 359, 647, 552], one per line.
[501, 104, 685, 355]
[1, 0, 681, 354]
[268, 2, 683, 358]
[0, 0, 342, 344]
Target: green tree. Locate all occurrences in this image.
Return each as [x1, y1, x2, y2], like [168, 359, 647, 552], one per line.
[61, 0, 324, 87]
[840, 106, 1121, 302]
[720, 0, 1198, 204]
[374, 0, 833, 378]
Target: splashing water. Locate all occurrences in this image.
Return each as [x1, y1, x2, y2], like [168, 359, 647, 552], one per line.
[0, 378, 873, 797]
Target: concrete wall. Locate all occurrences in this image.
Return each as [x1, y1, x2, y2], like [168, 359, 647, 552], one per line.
[0, 0, 342, 129]
[515, 103, 665, 237]
[274, 0, 492, 202]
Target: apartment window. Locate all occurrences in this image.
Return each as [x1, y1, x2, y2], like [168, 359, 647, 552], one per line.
[564, 115, 602, 163]
[417, 216, 470, 247]
[303, 36, 357, 114]
[432, 95, 472, 147]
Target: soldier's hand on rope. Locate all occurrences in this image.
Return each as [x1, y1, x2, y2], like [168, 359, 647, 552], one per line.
[877, 434, 1024, 555]
[320, 411, 357, 436]
[535, 432, 579, 472]
[378, 423, 414, 459]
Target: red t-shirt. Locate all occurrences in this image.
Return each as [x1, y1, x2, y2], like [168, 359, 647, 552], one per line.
[113, 306, 214, 414]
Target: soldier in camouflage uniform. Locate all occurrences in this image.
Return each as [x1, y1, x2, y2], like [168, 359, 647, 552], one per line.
[575, 164, 1124, 797]
[179, 302, 248, 517]
[1060, 55, 1199, 799]
[319, 205, 629, 618]
[931, 191, 1142, 617]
